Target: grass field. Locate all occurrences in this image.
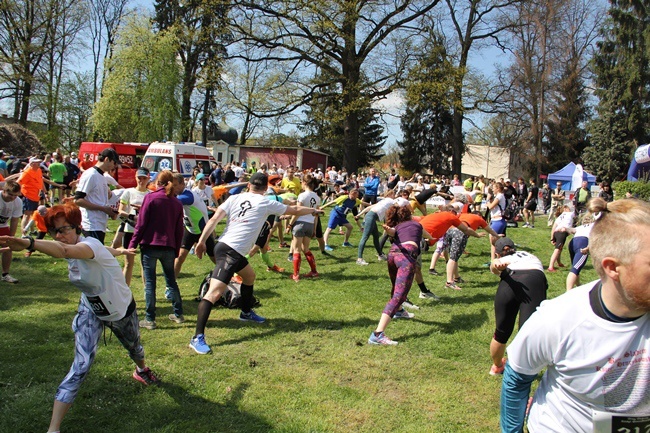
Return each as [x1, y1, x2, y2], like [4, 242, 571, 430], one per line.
[0, 213, 599, 433]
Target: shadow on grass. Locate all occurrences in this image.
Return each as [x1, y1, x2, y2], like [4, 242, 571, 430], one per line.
[406, 309, 489, 338]
[209, 316, 377, 346]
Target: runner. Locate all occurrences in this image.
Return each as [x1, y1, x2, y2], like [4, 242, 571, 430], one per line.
[287, 174, 321, 282]
[190, 172, 322, 355]
[488, 237, 547, 376]
[0, 204, 160, 433]
[354, 190, 395, 265]
[547, 204, 574, 272]
[321, 189, 364, 251]
[368, 205, 434, 345]
[486, 182, 507, 259]
[562, 212, 595, 291]
[500, 198, 650, 432]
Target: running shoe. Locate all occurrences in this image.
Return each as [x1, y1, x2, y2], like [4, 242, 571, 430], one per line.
[419, 291, 440, 300]
[393, 309, 415, 319]
[342, 242, 354, 247]
[402, 299, 420, 310]
[368, 331, 398, 345]
[231, 275, 243, 284]
[529, 224, 535, 229]
[338, 229, 345, 235]
[267, 265, 285, 273]
[133, 367, 161, 385]
[279, 242, 290, 248]
[356, 258, 369, 266]
[139, 319, 157, 330]
[287, 254, 294, 262]
[445, 281, 462, 290]
[240, 310, 266, 323]
[324, 245, 334, 252]
[428, 268, 439, 276]
[189, 334, 212, 354]
[522, 223, 529, 228]
[557, 263, 565, 268]
[168, 314, 185, 324]
[290, 273, 300, 282]
[377, 254, 388, 261]
[2, 274, 18, 283]
[454, 276, 466, 284]
[489, 358, 507, 376]
[302, 271, 320, 278]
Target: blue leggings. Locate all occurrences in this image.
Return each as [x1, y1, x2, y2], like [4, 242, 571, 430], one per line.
[569, 236, 589, 275]
[384, 243, 418, 317]
[358, 211, 382, 258]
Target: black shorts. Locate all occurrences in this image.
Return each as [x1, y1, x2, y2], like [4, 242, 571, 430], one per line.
[122, 232, 134, 249]
[524, 200, 537, 211]
[211, 242, 249, 284]
[181, 230, 216, 257]
[254, 221, 272, 248]
[552, 231, 569, 249]
[315, 216, 323, 238]
[493, 269, 547, 344]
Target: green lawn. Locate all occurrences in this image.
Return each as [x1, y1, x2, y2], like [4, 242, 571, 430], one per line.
[0, 214, 598, 432]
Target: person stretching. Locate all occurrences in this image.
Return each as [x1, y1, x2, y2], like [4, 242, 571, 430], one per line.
[287, 174, 321, 282]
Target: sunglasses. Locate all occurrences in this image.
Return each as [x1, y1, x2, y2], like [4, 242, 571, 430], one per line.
[49, 225, 76, 235]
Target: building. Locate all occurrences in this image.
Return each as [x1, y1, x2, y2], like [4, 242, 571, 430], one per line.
[208, 119, 329, 170]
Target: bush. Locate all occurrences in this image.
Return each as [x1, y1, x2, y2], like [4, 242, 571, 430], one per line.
[612, 180, 650, 200]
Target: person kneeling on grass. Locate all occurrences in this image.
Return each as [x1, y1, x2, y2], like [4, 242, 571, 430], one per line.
[368, 205, 434, 346]
[190, 172, 323, 355]
[0, 204, 160, 433]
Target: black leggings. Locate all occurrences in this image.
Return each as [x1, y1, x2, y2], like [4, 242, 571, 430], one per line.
[493, 269, 547, 344]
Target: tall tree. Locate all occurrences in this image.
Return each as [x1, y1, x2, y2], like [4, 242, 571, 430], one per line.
[230, 0, 439, 174]
[57, 71, 93, 149]
[153, 0, 230, 141]
[583, 0, 650, 180]
[397, 37, 457, 174]
[441, 0, 521, 175]
[90, 16, 182, 142]
[85, 0, 132, 103]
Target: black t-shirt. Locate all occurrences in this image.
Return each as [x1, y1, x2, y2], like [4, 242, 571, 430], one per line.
[415, 188, 437, 204]
[529, 186, 539, 202]
[223, 168, 236, 184]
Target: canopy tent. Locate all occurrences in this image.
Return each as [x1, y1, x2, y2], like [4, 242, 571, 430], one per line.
[547, 162, 596, 191]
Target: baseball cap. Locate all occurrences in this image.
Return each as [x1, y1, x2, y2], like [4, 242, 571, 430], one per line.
[136, 167, 150, 178]
[71, 151, 77, 156]
[249, 171, 268, 187]
[494, 237, 515, 255]
[29, 157, 42, 164]
[195, 173, 205, 181]
[99, 148, 119, 162]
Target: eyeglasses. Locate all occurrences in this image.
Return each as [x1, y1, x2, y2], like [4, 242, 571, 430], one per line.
[49, 225, 76, 235]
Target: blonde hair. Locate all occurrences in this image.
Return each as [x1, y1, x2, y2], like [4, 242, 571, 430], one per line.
[588, 197, 650, 277]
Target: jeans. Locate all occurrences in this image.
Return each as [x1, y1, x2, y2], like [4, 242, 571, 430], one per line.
[357, 211, 381, 258]
[141, 245, 182, 321]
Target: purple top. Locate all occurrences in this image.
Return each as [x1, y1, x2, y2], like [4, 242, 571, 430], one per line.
[395, 220, 423, 246]
[129, 187, 184, 256]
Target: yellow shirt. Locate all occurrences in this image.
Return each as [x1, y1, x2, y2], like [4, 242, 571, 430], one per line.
[281, 176, 301, 196]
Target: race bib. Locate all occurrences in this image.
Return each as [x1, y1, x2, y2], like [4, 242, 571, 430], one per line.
[86, 295, 110, 317]
[593, 410, 650, 433]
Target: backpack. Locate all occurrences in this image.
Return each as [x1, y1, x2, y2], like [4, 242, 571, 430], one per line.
[195, 273, 260, 309]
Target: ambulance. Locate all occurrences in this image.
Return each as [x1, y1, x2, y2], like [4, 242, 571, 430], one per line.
[78, 142, 150, 188]
[141, 142, 215, 179]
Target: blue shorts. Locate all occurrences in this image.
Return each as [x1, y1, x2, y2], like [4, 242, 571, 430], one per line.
[490, 219, 506, 235]
[23, 197, 39, 212]
[569, 236, 589, 275]
[327, 211, 350, 229]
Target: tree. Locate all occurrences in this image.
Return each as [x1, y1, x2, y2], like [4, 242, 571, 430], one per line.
[85, 0, 132, 104]
[440, 0, 521, 175]
[57, 71, 94, 149]
[230, 0, 439, 174]
[583, 0, 650, 180]
[397, 37, 457, 174]
[90, 15, 182, 142]
[153, 0, 230, 141]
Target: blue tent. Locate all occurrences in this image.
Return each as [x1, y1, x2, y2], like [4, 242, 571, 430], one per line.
[547, 162, 596, 191]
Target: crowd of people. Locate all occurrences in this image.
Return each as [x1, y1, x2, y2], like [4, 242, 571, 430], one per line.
[0, 150, 647, 433]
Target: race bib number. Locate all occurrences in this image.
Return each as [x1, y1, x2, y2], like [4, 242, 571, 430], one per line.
[86, 295, 110, 316]
[593, 410, 650, 433]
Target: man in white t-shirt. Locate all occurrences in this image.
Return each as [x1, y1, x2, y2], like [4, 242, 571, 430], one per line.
[74, 148, 119, 244]
[189, 172, 323, 355]
[232, 161, 244, 179]
[501, 198, 650, 433]
[0, 180, 22, 283]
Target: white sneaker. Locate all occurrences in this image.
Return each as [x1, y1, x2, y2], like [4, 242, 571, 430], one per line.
[2, 274, 18, 283]
[419, 291, 440, 300]
[377, 254, 388, 261]
[393, 309, 415, 319]
[356, 258, 369, 266]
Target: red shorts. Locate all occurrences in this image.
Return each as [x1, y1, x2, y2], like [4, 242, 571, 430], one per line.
[0, 227, 10, 236]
